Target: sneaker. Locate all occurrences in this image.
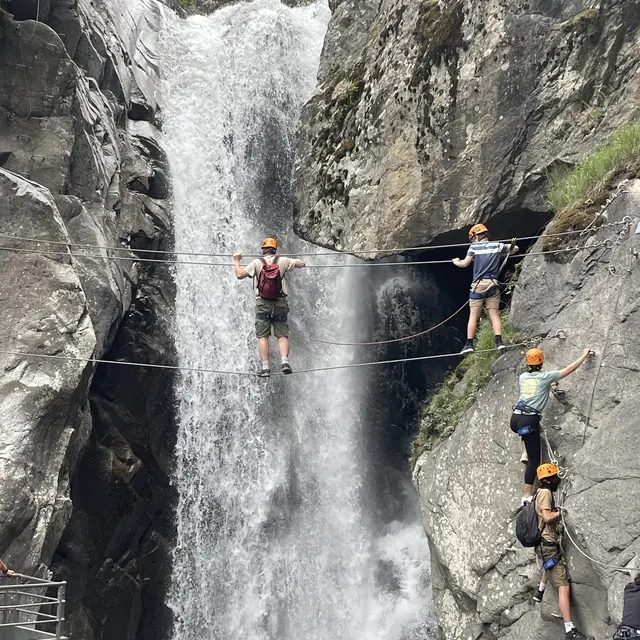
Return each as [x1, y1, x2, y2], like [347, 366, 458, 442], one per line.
[565, 629, 592, 640]
[460, 342, 474, 354]
[257, 368, 271, 378]
[532, 588, 544, 603]
[281, 362, 292, 375]
[520, 450, 529, 465]
[496, 337, 507, 350]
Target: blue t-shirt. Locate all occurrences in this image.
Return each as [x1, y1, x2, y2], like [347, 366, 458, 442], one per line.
[518, 370, 562, 413]
[466, 241, 509, 281]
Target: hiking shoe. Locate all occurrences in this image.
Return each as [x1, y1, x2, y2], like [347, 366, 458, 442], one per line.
[257, 368, 271, 378]
[520, 450, 529, 465]
[496, 337, 507, 350]
[460, 342, 474, 355]
[565, 629, 592, 640]
[281, 362, 292, 375]
[532, 587, 544, 603]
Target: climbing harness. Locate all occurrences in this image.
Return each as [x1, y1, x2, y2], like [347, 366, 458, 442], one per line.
[256, 312, 288, 323]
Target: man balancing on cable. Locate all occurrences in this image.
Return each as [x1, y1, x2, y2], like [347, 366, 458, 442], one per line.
[614, 574, 640, 639]
[234, 238, 305, 377]
[452, 223, 519, 354]
[512, 347, 591, 507]
[533, 463, 593, 640]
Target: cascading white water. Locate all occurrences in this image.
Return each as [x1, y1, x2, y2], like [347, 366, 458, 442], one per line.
[162, 2, 434, 638]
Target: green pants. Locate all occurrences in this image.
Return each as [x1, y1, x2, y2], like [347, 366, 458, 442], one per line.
[255, 297, 290, 339]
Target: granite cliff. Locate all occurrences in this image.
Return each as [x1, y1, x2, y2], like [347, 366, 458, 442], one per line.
[293, 1, 640, 638]
[293, 0, 640, 255]
[0, 1, 174, 638]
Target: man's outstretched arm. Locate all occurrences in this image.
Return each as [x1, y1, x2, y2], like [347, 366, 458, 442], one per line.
[234, 254, 250, 279]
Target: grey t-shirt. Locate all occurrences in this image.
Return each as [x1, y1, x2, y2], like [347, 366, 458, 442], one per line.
[518, 370, 562, 413]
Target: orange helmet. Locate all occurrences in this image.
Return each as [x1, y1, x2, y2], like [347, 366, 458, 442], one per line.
[537, 463, 559, 481]
[526, 348, 544, 366]
[261, 237, 277, 250]
[469, 223, 489, 240]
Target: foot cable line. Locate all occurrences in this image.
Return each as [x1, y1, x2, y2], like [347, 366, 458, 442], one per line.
[0, 342, 530, 377]
[289, 300, 470, 346]
[0, 219, 630, 259]
[0, 239, 614, 268]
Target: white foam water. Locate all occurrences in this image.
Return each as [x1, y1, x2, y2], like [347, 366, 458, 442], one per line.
[161, 2, 434, 638]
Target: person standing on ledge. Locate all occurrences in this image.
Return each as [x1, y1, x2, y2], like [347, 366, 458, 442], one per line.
[234, 237, 305, 377]
[0, 558, 15, 577]
[452, 223, 519, 354]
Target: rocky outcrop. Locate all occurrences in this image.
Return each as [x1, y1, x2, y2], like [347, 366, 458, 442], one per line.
[293, 0, 640, 254]
[413, 182, 640, 639]
[0, 1, 175, 638]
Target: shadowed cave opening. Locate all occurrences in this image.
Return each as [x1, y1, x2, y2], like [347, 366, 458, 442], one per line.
[360, 207, 553, 523]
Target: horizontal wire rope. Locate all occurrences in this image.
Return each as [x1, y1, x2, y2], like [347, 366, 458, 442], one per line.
[0, 239, 613, 268]
[0, 219, 629, 259]
[290, 300, 470, 346]
[0, 342, 531, 377]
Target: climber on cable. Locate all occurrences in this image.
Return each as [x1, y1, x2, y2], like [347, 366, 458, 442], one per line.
[533, 463, 593, 640]
[452, 223, 519, 354]
[614, 574, 640, 639]
[512, 347, 591, 507]
[234, 238, 305, 377]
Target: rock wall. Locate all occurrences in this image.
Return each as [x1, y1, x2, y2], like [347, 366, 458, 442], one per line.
[0, 1, 175, 638]
[293, 0, 640, 255]
[413, 182, 640, 639]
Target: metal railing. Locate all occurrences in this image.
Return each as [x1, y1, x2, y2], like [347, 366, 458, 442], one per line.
[0, 574, 67, 640]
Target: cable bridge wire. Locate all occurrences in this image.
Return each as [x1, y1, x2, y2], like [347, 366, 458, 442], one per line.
[0, 236, 620, 268]
[0, 219, 629, 260]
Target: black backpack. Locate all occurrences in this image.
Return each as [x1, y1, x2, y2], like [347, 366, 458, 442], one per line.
[516, 494, 543, 547]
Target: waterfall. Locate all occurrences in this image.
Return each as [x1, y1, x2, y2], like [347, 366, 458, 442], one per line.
[162, 2, 434, 638]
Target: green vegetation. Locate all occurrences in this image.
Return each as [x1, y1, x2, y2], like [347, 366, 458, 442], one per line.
[544, 121, 640, 250]
[560, 8, 599, 32]
[416, 0, 463, 58]
[178, 0, 194, 8]
[410, 316, 516, 466]
[0, 0, 13, 21]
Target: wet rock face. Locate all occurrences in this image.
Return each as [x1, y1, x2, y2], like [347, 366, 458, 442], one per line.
[0, 1, 175, 639]
[293, 0, 640, 254]
[413, 182, 640, 639]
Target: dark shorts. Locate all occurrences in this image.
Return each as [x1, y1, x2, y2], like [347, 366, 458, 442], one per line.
[469, 278, 500, 309]
[255, 297, 289, 339]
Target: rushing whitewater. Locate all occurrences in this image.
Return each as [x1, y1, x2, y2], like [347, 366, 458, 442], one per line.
[162, 2, 433, 638]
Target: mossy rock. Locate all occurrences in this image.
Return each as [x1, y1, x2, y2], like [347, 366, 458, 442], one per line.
[559, 8, 599, 32]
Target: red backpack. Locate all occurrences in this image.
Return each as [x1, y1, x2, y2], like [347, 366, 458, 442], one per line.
[257, 258, 284, 300]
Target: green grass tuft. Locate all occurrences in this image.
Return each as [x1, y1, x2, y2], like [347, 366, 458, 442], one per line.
[544, 121, 640, 250]
[178, 0, 194, 7]
[410, 315, 516, 466]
